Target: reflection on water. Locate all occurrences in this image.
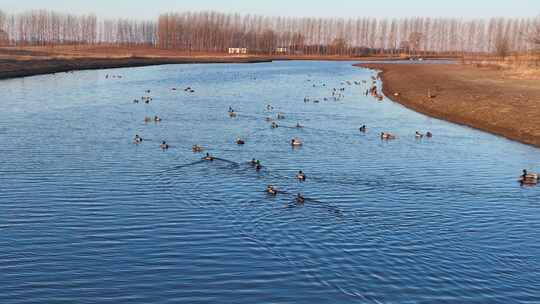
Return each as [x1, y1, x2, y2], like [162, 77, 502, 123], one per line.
[0, 61, 539, 303]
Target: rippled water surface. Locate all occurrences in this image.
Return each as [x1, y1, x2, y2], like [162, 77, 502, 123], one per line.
[1, 61, 539, 303]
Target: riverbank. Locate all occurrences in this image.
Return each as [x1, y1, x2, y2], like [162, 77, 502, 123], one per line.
[0, 45, 445, 80]
[357, 62, 540, 148]
[0, 56, 276, 80]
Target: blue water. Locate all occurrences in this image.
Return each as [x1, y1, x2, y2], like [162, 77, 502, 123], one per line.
[1, 61, 539, 303]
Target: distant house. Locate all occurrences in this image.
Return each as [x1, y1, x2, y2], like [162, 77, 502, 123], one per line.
[228, 47, 248, 55]
[275, 47, 288, 54]
[0, 30, 9, 46]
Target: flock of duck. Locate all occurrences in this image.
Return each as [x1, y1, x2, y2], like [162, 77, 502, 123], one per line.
[126, 72, 537, 199]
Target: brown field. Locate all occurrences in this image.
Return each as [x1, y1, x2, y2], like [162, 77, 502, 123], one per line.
[357, 62, 540, 148]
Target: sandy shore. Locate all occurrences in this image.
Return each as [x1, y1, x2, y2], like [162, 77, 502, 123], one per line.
[357, 63, 540, 148]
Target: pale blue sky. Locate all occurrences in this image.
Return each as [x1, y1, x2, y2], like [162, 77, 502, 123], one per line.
[1, 0, 539, 19]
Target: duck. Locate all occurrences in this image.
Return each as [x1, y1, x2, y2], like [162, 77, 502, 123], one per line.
[154, 115, 162, 122]
[520, 169, 538, 185]
[426, 132, 433, 138]
[133, 135, 143, 144]
[266, 185, 278, 196]
[296, 193, 305, 204]
[229, 111, 237, 118]
[296, 122, 304, 128]
[265, 117, 273, 122]
[235, 137, 245, 145]
[133, 99, 139, 104]
[359, 125, 367, 133]
[380, 132, 396, 140]
[192, 145, 204, 153]
[415, 131, 424, 138]
[202, 153, 215, 161]
[160, 141, 169, 150]
[296, 170, 306, 181]
[144, 117, 152, 123]
[271, 122, 279, 129]
[277, 113, 285, 120]
[291, 138, 303, 146]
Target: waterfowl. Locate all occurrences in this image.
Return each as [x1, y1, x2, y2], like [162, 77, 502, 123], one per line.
[133, 99, 139, 103]
[229, 111, 237, 118]
[359, 125, 367, 133]
[154, 116, 162, 122]
[265, 117, 273, 122]
[144, 117, 152, 123]
[192, 145, 204, 152]
[202, 153, 215, 161]
[426, 132, 433, 138]
[271, 122, 279, 129]
[266, 185, 278, 196]
[296, 171, 306, 181]
[160, 141, 169, 150]
[133, 135, 143, 144]
[520, 169, 538, 185]
[296, 122, 304, 128]
[415, 131, 424, 139]
[296, 193, 305, 204]
[235, 137, 245, 145]
[291, 138, 303, 146]
[380, 132, 396, 140]
[277, 113, 285, 120]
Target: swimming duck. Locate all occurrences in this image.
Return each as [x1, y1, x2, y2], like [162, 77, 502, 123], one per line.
[296, 171, 306, 181]
[296, 193, 305, 204]
[415, 131, 424, 138]
[266, 185, 278, 196]
[160, 141, 169, 150]
[144, 117, 152, 123]
[426, 132, 433, 138]
[380, 132, 396, 140]
[235, 137, 245, 145]
[291, 138, 303, 146]
[192, 145, 204, 153]
[271, 122, 279, 129]
[296, 122, 304, 128]
[277, 113, 285, 120]
[154, 116, 162, 122]
[265, 117, 273, 122]
[359, 125, 367, 132]
[520, 169, 538, 185]
[133, 135, 143, 144]
[202, 153, 215, 161]
[229, 111, 237, 118]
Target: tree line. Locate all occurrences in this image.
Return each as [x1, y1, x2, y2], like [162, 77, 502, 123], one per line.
[0, 9, 538, 56]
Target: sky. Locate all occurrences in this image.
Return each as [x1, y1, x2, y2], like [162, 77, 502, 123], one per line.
[1, 0, 539, 19]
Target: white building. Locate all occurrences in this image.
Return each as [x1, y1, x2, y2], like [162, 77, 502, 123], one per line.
[275, 47, 288, 54]
[228, 48, 248, 54]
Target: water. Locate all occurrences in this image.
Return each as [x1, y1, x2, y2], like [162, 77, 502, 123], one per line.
[1, 61, 539, 303]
